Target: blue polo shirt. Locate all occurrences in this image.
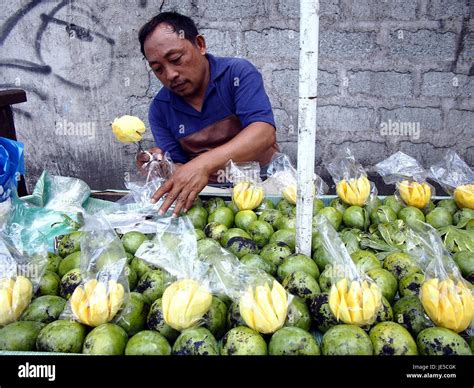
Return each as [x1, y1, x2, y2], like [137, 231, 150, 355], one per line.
[148, 53, 276, 164]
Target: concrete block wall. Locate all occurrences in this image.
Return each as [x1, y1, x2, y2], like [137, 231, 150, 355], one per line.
[0, 0, 472, 191]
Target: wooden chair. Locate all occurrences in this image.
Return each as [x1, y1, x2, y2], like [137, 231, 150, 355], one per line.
[0, 89, 28, 196]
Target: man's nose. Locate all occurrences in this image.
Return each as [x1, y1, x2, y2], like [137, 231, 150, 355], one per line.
[166, 66, 179, 82]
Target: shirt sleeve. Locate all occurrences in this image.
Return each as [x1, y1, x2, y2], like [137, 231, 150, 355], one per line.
[148, 99, 189, 164]
[232, 60, 276, 129]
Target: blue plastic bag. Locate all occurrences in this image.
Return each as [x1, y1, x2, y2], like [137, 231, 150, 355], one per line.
[4, 196, 79, 253]
[0, 137, 25, 202]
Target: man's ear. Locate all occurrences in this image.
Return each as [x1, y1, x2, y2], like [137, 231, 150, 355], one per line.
[195, 34, 207, 55]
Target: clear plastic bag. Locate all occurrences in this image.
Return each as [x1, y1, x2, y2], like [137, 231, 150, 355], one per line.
[405, 221, 473, 333]
[42, 172, 90, 213]
[375, 151, 434, 210]
[430, 151, 474, 210]
[314, 214, 382, 326]
[60, 214, 130, 327]
[266, 153, 328, 205]
[199, 243, 293, 335]
[136, 214, 293, 334]
[2, 194, 80, 251]
[110, 114, 172, 216]
[0, 232, 47, 326]
[99, 153, 176, 233]
[437, 225, 474, 253]
[99, 211, 158, 235]
[135, 215, 216, 331]
[126, 151, 175, 207]
[360, 220, 409, 261]
[325, 148, 377, 207]
[0, 199, 11, 229]
[0, 169, 85, 253]
[135, 215, 207, 280]
[227, 160, 264, 211]
[22, 170, 116, 215]
[21, 171, 90, 215]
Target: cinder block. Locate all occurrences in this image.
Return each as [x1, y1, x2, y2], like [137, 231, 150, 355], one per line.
[348, 71, 414, 98]
[421, 72, 473, 98]
[387, 29, 457, 60]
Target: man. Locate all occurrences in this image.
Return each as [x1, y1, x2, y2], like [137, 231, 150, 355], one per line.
[138, 12, 279, 217]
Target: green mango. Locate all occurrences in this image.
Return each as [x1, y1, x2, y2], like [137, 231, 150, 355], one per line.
[0, 321, 45, 351]
[116, 292, 149, 337]
[57, 231, 83, 258]
[36, 320, 86, 353]
[125, 330, 171, 355]
[82, 323, 128, 355]
[20, 296, 66, 323]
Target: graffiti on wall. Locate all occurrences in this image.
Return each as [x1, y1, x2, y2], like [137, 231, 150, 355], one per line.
[0, 0, 117, 119]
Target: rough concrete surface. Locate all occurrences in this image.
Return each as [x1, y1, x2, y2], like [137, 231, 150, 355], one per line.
[0, 0, 472, 191]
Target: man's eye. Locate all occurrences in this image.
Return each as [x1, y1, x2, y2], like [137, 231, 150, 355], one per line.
[170, 56, 182, 64]
[153, 67, 163, 74]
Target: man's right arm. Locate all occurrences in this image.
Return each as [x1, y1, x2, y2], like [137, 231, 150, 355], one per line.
[137, 99, 188, 169]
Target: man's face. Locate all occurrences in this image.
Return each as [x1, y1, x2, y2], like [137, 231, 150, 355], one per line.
[144, 24, 207, 98]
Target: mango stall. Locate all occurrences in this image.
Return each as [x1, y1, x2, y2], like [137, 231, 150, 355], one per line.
[0, 157, 473, 355]
[0, 0, 473, 359]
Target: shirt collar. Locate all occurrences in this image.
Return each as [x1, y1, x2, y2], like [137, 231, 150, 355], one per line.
[207, 53, 229, 82]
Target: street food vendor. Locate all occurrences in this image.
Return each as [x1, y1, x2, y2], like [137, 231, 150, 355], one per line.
[137, 12, 279, 217]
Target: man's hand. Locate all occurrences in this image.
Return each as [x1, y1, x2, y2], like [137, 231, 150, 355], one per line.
[151, 157, 210, 217]
[136, 147, 163, 171]
[148, 121, 275, 217]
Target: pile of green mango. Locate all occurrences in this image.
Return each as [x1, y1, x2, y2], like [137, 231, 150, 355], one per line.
[0, 195, 472, 355]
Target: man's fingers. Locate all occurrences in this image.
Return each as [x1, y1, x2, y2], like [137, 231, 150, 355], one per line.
[136, 151, 150, 162]
[137, 148, 163, 163]
[183, 191, 199, 213]
[149, 147, 163, 155]
[158, 187, 181, 216]
[172, 191, 191, 218]
[151, 179, 173, 204]
[136, 153, 150, 171]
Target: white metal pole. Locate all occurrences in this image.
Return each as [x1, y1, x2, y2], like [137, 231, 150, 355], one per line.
[296, 0, 319, 256]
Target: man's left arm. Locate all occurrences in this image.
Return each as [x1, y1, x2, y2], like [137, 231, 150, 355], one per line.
[209, 63, 277, 163]
[153, 62, 277, 216]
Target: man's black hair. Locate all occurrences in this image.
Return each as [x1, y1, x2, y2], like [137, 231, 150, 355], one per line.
[138, 12, 199, 57]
